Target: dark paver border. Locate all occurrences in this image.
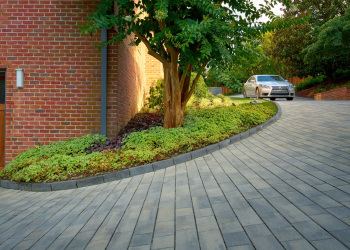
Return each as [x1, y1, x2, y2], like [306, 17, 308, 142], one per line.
[0, 102, 281, 192]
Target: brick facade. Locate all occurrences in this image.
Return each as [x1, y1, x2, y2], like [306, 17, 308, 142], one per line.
[145, 53, 164, 100]
[0, 0, 163, 166]
[314, 87, 350, 101]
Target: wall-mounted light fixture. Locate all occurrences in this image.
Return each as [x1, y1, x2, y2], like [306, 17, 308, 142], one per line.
[16, 69, 24, 88]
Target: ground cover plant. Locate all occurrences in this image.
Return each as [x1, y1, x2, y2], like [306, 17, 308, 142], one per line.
[0, 98, 277, 183]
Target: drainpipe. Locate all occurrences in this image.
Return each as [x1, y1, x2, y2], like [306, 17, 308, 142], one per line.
[101, 26, 107, 136]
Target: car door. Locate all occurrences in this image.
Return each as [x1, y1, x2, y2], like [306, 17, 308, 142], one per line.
[250, 76, 258, 95]
[245, 77, 253, 96]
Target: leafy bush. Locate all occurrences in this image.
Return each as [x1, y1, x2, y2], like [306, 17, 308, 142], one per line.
[212, 98, 222, 106]
[295, 75, 327, 92]
[190, 72, 212, 99]
[333, 69, 350, 78]
[217, 94, 233, 105]
[148, 79, 164, 112]
[198, 98, 211, 109]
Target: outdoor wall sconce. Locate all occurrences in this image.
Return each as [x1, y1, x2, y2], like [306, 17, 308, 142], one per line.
[16, 69, 24, 88]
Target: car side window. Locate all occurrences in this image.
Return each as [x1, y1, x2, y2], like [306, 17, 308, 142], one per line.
[251, 77, 256, 82]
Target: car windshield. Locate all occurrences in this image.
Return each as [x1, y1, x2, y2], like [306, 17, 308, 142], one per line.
[257, 76, 284, 82]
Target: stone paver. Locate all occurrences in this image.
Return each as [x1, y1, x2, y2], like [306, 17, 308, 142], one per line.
[1, 98, 350, 249]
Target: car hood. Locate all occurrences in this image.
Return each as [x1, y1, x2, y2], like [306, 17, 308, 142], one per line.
[259, 81, 289, 86]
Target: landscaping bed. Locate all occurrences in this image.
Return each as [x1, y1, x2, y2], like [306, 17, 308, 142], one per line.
[0, 98, 277, 183]
[295, 70, 350, 98]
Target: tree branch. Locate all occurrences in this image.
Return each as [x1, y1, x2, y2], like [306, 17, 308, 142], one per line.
[182, 61, 208, 108]
[180, 64, 192, 90]
[158, 20, 166, 32]
[133, 29, 169, 66]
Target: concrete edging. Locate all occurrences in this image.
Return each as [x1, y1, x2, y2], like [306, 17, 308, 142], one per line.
[0, 102, 282, 192]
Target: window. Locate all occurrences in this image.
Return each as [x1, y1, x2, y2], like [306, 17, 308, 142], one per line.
[0, 71, 5, 104]
[257, 75, 284, 82]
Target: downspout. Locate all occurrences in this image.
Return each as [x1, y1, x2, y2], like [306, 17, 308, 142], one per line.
[101, 26, 107, 136]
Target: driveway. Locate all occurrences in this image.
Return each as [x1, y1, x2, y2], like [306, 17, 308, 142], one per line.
[1, 98, 350, 250]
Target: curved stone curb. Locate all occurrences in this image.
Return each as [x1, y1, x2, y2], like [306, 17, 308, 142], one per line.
[0, 102, 282, 192]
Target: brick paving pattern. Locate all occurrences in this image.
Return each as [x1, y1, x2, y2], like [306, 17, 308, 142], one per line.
[1, 98, 350, 249]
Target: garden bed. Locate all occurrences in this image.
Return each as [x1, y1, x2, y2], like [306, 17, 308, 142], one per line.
[0, 98, 277, 184]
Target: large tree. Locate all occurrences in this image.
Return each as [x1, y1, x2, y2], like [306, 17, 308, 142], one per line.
[303, 8, 350, 83]
[272, 0, 349, 78]
[81, 0, 281, 128]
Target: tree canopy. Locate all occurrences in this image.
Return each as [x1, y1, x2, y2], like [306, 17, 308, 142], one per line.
[303, 8, 350, 83]
[271, 0, 350, 80]
[81, 0, 285, 128]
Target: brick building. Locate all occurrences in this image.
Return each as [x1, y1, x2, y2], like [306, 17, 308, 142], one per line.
[0, 0, 163, 168]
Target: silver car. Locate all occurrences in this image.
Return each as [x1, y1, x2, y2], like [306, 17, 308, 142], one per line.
[243, 75, 295, 101]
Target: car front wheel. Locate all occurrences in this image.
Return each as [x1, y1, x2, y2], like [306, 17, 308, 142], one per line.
[286, 97, 293, 101]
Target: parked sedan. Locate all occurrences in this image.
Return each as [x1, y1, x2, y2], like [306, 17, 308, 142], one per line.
[243, 75, 295, 101]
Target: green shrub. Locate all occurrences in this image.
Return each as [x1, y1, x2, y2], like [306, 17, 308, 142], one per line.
[295, 75, 327, 92]
[148, 79, 164, 112]
[333, 69, 350, 78]
[190, 72, 212, 99]
[212, 98, 222, 106]
[198, 98, 211, 109]
[217, 94, 233, 105]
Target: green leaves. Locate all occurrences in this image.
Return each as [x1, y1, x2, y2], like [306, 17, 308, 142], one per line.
[80, 0, 282, 69]
[302, 8, 350, 81]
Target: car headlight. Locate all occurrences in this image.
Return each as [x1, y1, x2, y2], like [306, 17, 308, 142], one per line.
[260, 85, 270, 89]
[289, 84, 294, 89]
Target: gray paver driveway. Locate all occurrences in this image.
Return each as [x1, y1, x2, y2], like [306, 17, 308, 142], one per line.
[1, 98, 350, 250]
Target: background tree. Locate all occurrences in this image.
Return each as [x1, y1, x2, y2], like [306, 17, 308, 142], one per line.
[303, 8, 350, 83]
[205, 31, 290, 89]
[272, 0, 349, 78]
[81, 0, 283, 128]
[260, 31, 290, 77]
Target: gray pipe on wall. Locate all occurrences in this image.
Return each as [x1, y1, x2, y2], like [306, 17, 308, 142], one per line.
[101, 26, 107, 136]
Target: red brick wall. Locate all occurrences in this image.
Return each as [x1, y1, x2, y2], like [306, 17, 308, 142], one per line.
[0, 1, 152, 165]
[112, 34, 149, 133]
[145, 53, 163, 100]
[314, 87, 350, 101]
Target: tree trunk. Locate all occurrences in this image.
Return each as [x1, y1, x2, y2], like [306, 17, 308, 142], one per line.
[163, 65, 184, 129]
[161, 48, 207, 129]
[326, 65, 333, 84]
[326, 71, 333, 84]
